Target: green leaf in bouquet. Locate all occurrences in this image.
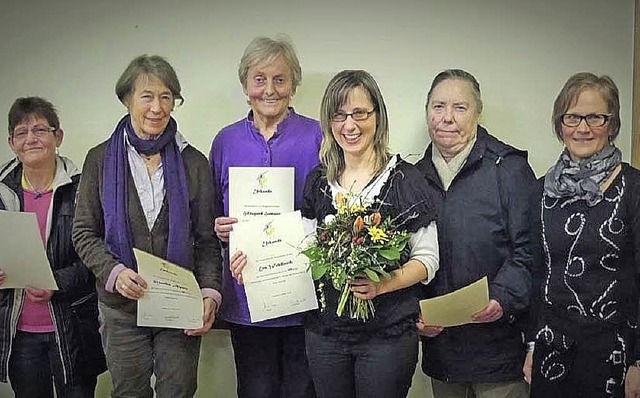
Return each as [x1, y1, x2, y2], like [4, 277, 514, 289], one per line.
[311, 262, 329, 280]
[379, 247, 401, 260]
[363, 267, 380, 282]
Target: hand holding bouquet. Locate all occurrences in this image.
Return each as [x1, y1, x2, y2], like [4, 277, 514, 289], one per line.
[303, 191, 412, 321]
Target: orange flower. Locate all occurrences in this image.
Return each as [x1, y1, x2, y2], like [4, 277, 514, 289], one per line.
[336, 192, 345, 208]
[371, 212, 382, 227]
[353, 216, 364, 233]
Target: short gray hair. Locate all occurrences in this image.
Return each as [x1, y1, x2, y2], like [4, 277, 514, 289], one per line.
[115, 54, 184, 106]
[426, 69, 483, 114]
[238, 36, 302, 92]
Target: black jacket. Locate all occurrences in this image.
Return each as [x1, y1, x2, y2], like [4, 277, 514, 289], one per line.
[0, 157, 106, 384]
[415, 126, 534, 383]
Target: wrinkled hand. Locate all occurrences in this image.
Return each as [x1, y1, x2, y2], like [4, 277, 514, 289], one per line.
[185, 297, 217, 336]
[230, 251, 247, 285]
[0, 268, 5, 286]
[472, 299, 503, 323]
[416, 317, 444, 337]
[626, 365, 640, 398]
[523, 351, 533, 384]
[115, 268, 147, 300]
[349, 277, 381, 300]
[214, 217, 238, 242]
[25, 287, 54, 303]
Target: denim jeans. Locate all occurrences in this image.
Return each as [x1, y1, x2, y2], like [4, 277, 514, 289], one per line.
[305, 330, 418, 398]
[229, 323, 316, 398]
[100, 302, 201, 398]
[8, 331, 97, 398]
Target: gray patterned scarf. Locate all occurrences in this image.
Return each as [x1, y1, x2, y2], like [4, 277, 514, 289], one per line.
[543, 145, 622, 207]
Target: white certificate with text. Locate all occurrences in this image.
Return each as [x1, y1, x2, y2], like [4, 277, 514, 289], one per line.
[230, 211, 318, 322]
[0, 210, 58, 290]
[135, 249, 203, 329]
[229, 167, 294, 222]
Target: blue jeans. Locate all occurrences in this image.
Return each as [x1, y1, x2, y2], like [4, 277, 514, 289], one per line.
[305, 330, 418, 398]
[9, 331, 97, 398]
[229, 323, 316, 398]
[100, 302, 201, 398]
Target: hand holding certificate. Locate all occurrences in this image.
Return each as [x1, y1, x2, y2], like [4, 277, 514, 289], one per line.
[231, 211, 318, 322]
[0, 210, 58, 290]
[134, 249, 204, 330]
[419, 276, 489, 327]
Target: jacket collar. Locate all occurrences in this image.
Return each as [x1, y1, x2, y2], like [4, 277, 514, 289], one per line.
[0, 155, 79, 193]
[421, 125, 489, 187]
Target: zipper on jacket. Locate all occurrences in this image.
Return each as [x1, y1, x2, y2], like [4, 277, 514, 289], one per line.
[50, 300, 70, 385]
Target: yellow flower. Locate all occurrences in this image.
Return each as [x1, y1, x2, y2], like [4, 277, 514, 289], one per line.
[368, 226, 388, 242]
[349, 204, 365, 213]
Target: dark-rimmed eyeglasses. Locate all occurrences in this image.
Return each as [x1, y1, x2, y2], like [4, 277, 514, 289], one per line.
[11, 125, 56, 141]
[331, 109, 376, 123]
[560, 113, 612, 128]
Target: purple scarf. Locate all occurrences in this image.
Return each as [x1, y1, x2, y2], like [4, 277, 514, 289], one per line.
[102, 114, 190, 270]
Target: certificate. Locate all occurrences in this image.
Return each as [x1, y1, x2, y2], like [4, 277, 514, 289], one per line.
[229, 167, 294, 222]
[419, 276, 489, 327]
[230, 211, 318, 322]
[0, 210, 58, 290]
[135, 248, 203, 329]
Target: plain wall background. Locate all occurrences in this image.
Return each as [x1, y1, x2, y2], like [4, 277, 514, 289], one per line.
[0, 0, 634, 396]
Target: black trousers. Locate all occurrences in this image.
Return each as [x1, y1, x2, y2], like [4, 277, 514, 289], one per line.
[229, 323, 316, 398]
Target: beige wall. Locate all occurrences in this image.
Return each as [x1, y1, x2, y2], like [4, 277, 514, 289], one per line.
[0, 0, 634, 397]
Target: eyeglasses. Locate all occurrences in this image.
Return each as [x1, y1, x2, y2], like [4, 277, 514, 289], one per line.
[331, 109, 376, 123]
[560, 113, 612, 128]
[11, 125, 56, 141]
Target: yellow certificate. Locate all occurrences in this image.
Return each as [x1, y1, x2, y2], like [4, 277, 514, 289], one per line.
[135, 249, 203, 329]
[420, 276, 489, 327]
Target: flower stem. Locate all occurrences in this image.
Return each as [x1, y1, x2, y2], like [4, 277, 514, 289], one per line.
[336, 284, 351, 317]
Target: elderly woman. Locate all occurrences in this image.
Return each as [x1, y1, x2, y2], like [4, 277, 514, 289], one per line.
[299, 70, 439, 398]
[0, 97, 106, 397]
[415, 69, 533, 398]
[524, 73, 640, 398]
[209, 36, 321, 398]
[72, 55, 222, 398]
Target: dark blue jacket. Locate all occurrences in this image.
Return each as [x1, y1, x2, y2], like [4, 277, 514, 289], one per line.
[415, 126, 534, 383]
[0, 157, 106, 384]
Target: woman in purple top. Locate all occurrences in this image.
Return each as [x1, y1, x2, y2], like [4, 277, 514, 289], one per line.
[209, 36, 321, 398]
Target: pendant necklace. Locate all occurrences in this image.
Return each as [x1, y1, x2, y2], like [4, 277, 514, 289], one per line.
[22, 172, 53, 199]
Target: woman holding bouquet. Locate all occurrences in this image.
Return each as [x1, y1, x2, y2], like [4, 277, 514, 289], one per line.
[299, 69, 440, 398]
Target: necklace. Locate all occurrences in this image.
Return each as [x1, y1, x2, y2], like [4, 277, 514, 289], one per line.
[22, 172, 53, 199]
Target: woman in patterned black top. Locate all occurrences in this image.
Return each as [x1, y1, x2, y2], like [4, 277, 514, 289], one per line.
[300, 70, 440, 398]
[525, 73, 640, 398]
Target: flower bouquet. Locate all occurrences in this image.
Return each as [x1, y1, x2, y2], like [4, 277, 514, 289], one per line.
[302, 191, 412, 321]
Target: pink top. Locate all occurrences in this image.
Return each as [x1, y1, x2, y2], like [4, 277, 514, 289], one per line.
[18, 189, 55, 333]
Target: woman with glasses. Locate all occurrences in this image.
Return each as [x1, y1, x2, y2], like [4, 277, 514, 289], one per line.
[524, 72, 640, 397]
[210, 36, 321, 398]
[72, 55, 222, 398]
[299, 70, 439, 398]
[0, 97, 106, 397]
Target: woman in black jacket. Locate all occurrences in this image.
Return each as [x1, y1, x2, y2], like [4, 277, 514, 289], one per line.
[0, 97, 106, 398]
